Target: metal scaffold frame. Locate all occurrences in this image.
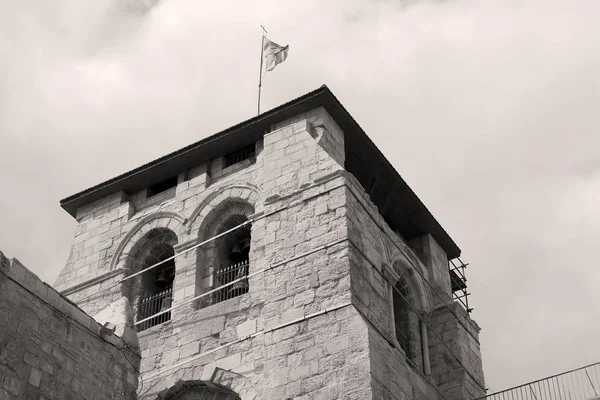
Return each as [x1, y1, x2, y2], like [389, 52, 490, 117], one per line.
[449, 257, 472, 313]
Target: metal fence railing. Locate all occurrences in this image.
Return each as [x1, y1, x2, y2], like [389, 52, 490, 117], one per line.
[137, 287, 173, 332]
[134, 261, 250, 330]
[477, 362, 600, 400]
[214, 261, 249, 304]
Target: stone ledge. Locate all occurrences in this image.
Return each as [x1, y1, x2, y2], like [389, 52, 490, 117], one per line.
[60, 267, 130, 296]
[0, 249, 137, 352]
[263, 169, 345, 207]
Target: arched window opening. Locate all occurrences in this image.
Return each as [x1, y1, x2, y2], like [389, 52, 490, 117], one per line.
[213, 214, 251, 304]
[393, 275, 424, 372]
[129, 228, 178, 332]
[195, 199, 255, 309]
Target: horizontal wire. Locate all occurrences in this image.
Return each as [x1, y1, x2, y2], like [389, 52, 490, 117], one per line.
[121, 180, 346, 283]
[55, 177, 494, 396]
[122, 220, 251, 282]
[135, 238, 346, 325]
[3, 239, 486, 399]
[71, 181, 346, 305]
[73, 177, 483, 375]
[138, 237, 485, 398]
[141, 302, 353, 384]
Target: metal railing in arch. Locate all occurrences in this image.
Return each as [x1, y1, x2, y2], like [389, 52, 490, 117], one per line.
[133, 260, 252, 330]
[137, 286, 173, 332]
[214, 260, 249, 304]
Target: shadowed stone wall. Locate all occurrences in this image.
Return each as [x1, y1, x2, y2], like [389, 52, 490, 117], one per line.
[0, 251, 140, 400]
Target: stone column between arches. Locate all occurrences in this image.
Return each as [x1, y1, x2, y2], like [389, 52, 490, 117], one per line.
[172, 240, 206, 317]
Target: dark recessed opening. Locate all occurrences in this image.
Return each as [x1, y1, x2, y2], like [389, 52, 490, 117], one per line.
[383, 215, 398, 233]
[147, 176, 178, 197]
[224, 144, 256, 168]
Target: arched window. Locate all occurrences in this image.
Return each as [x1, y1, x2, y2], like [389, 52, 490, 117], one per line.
[127, 228, 178, 331]
[213, 214, 251, 303]
[195, 199, 254, 307]
[392, 274, 424, 372]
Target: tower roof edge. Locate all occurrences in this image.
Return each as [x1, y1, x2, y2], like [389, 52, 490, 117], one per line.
[60, 85, 461, 259]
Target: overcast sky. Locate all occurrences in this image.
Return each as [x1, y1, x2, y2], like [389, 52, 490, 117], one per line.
[1, 0, 599, 392]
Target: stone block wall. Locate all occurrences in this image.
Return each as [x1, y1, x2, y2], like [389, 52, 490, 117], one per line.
[52, 107, 378, 399]
[137, 303, 372, 399]
[429, 303, 486, 400]
[409, 234, 453, 304]
[344, 173, 487, 400]
[54, 106, 347, 315]
[0, 251, 140, 400]
[51, 102, 486, 399]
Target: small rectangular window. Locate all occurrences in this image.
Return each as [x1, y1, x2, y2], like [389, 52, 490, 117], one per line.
[224, 144, 256, 168]
[147, 176, 178, 197]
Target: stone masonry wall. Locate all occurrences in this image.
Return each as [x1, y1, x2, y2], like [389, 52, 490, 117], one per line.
[0, 251, 140, 400]
[52, 107, 378, 399]
[53, 106, 346, 314]
[344, 172, 486, 400]
[429, 303, 486, 400]
[344, 174, 440, 400]
[52, 102, 485, 399]
[132, 172, 371, 399]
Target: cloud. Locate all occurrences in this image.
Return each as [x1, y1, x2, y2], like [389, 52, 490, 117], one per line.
[1, 0, 599, 392]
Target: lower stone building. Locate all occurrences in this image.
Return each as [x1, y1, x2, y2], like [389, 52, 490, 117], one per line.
[2, 86, 487, 399]
[0, 252, 140, 399]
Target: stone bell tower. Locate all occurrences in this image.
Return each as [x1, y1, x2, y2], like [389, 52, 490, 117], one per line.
[55, 85, 486, 399]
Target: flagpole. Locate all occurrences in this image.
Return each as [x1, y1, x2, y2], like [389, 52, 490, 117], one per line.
[258, 25, 267, 115]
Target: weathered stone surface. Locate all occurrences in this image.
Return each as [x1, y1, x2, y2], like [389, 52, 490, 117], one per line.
[38, 104, 486, 399]
[0, 251, 140, 400]
[93, 296, 139, 350]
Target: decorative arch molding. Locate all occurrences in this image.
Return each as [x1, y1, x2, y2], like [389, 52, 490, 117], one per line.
[154, 380, 240, 400]
[388, 257, 430, 313]
[378, 230, 431, 312]
[379, 230, 428, 280]
[109, 211, 187, 270]
[187, 182, 262, 235]
[211, 368, 257, 400]
[155, 368, 256, 400]
[379, 230, 433, 375]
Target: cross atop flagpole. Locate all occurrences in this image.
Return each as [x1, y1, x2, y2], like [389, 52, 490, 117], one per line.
[257, 26, 289, 116]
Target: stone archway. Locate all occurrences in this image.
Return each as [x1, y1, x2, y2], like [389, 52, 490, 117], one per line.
[155, 380, 240, 400]
[186, 182, 261, 235]
[125, 227, 179, 331]
[194, 198, 255, 308]
[110, 211, 187, 271]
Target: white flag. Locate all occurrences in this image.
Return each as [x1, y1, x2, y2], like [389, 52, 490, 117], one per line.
[263, 38, 289, 72]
